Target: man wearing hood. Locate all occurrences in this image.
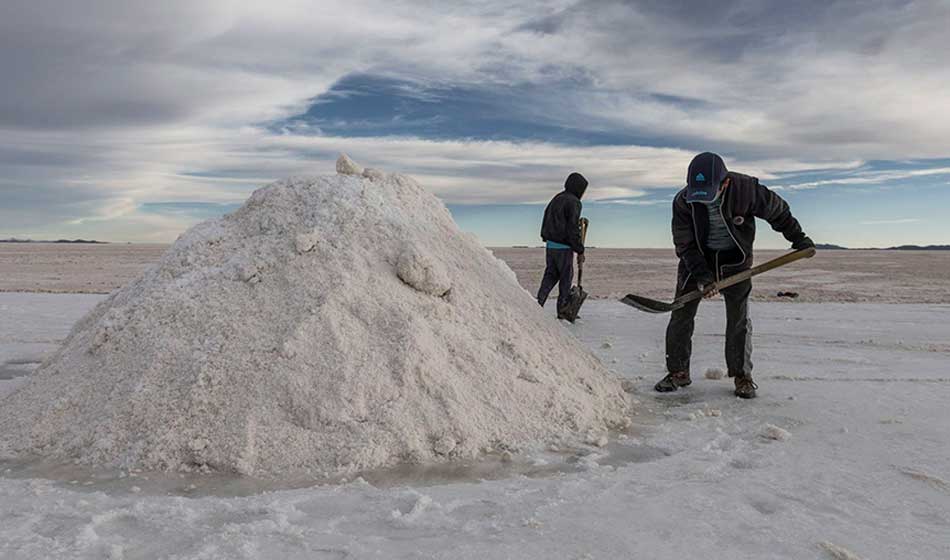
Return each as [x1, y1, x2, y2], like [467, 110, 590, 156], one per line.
[537, 172, 588, 316]
[655, 153, 814, 398]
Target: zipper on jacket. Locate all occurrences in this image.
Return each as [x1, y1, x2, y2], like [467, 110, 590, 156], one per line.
[683, 200, 704, 291]
[718, 188, 747, 275]
[680, 272, 692, 292]
[689, 203, 705, 257]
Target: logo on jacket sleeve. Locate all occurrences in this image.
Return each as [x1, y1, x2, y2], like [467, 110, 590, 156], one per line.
[733, 216, 745, 226]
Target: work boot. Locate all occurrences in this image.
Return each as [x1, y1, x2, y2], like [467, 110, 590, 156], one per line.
[654, 371, 691, 393]
[734, 375, 758, 399]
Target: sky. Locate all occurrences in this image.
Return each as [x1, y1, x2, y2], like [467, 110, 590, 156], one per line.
[1, 0, 949, 248]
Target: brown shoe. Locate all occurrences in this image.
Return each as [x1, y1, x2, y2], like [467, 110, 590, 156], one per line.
[654, 371, 691, 393]
[734, 375, 758, 399]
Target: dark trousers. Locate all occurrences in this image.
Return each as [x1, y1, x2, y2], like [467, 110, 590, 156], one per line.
[537, 248, 574, 310]
[665, 272, 753, 378]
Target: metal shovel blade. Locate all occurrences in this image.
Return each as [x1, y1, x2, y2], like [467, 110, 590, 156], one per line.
[559, 285, 588, 322]
[620, 293, 678, 314]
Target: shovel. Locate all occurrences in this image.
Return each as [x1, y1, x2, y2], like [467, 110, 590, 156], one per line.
[558, 217, 589, 323]
[621, 247, 816, 314]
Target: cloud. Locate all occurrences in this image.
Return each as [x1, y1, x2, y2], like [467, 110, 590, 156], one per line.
[859, 218, 922, 226]
[1, 0, 949, 241]
[774, 163, 950, 191]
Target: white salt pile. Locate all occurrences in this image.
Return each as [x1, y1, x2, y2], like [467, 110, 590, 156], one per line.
[0, 155, 630, 477]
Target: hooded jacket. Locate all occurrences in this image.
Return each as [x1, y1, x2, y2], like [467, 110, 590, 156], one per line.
[541, 173, 588, 254]
[672, 172, 807, 285]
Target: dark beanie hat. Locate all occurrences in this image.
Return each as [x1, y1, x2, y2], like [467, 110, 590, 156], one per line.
[565, 172, 588, 198]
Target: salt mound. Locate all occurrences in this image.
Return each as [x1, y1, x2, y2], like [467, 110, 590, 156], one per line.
[0, 155, 630, 477]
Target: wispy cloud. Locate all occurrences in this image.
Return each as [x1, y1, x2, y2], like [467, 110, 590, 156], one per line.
[774, 165, 950, 191]
[859, 218, 923, 226]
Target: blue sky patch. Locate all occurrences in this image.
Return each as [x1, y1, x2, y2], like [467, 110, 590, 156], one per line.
[275, 73, 678, 147]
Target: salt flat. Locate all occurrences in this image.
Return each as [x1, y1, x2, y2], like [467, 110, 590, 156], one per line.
[0, 244, 167, 294]
[495, 247, 950, 304]
[2, 293, 948, 559]
[3, 244, 950, 304]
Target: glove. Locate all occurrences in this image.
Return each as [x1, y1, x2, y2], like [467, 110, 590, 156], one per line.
[792, 235, 815, 251]
[577, 253, 586, 265]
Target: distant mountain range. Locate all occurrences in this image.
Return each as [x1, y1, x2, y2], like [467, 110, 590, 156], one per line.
[0, 238, 108, 244]
[816, 243, 950, 251]
[2, 238, 946, 250]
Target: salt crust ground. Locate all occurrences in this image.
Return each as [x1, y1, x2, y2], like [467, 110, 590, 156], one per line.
[2, 296, 949, 559]
[0, 157, 629, 477]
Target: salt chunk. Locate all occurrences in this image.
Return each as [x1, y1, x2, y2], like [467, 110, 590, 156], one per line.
[586, 432, 608, 447]
[235, 262, 259, 283]
[396, 246, 452, 297]
[704, 368, 724, 380]
[362, 167, 384, 181]
[818, 541, 863, 560]
[763, 424, 791, 441]
[518, 370, 540, 383]
[432, 434, 457, 456]
[294, 231, 319, 254]
[336, 153, 363, 175]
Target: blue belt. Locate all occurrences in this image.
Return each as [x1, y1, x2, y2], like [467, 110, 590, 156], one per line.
[546, 241, 571, 249]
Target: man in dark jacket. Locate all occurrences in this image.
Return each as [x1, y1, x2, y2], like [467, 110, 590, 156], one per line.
[537, 172, 588, 315]
[655, 152, 814, 398]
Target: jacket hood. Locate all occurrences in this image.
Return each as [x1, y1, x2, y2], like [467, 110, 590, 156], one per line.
[565, 172, 588, 198]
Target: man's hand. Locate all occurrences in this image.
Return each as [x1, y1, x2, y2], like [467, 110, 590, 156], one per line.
[577, 253, 586, 265]
[697, 274, 718, 298]
[792, 235, 815, 251]
[699, 282, 719, 299]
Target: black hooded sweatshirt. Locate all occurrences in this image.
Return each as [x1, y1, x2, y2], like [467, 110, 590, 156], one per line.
[541, 173, 588, 254]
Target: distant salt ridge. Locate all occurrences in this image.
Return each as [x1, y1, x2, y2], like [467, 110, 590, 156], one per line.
[0, 154, 630, 477]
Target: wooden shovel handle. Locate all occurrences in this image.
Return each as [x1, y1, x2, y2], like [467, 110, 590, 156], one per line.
[674, 247, 816, 307]
[577, 218, 589, 286]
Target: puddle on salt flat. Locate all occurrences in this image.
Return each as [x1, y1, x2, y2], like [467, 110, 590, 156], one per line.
[357, 438, 673, 489]
[0, 431, 673, 499]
